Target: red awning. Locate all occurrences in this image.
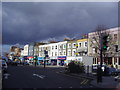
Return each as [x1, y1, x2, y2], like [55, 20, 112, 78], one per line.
[27, 56, 33, 59]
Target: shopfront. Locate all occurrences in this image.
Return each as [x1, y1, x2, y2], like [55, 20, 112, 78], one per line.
[38, 57, 44, 65]
[27, 56, 34, 64]
[58, 56, 66, 66]
[66, 56, 83, 65]
[50, 56, 57, 65]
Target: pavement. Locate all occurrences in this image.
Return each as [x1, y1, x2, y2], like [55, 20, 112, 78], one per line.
[11, 64, 120, 89]
[62, 71, 120, 89]
[90, 76, 120, 89]
[33, 65, 120, 89]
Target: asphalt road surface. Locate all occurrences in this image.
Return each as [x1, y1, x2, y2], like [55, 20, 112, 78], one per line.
[2, 65, 95, 88]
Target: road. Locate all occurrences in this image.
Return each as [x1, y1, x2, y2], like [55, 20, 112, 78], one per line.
[2, 65, 96, 88]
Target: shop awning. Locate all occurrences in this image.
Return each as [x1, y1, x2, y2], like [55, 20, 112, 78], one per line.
[27, 56, 33, 59]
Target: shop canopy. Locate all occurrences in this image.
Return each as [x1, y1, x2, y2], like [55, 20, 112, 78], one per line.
[27, 56, 33, 59]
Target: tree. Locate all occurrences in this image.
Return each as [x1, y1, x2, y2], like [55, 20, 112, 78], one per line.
[89, 25, 116, 65]
[67, 61, 85, 73]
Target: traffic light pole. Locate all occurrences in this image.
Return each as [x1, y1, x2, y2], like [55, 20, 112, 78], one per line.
[44, 57, 46, 68]
[99, 35, 103, 83]
[99, 48, 103, 82]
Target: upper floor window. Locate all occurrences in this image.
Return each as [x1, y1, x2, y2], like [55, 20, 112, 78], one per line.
[63, 44, 66, 49]
[79, 43, 82, 47]
[52, 52, 53, 56]
[68, 51, 71, 56]
[68, 43, 71, 48]
[56, 46, 57, 49]
[73, 43, 76, 48]
[73, 51, 76, 56]
[55, 52, 57, 56]
[64, 51, 66, 55]
[59, 45, 62, 49]
[52, 46, 54, 50]
[85, 42, 87, 47]
[59, 52, 62, 55]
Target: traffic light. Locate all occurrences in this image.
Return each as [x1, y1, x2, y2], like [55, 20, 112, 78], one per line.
[102, 35, 108, 51]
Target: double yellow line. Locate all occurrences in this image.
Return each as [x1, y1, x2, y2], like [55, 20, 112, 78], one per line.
[80, 79, 89, 85]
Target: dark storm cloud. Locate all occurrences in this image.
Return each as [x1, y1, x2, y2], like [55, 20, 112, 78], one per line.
[2, 2, 118, 45]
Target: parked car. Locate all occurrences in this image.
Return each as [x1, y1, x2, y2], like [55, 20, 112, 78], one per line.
[105, 67, 120, 76]
[0, 60, 8, 73]
[92, 64, 120, 76]
[23, 62, 30, 65]
[92, 64, 106, 73]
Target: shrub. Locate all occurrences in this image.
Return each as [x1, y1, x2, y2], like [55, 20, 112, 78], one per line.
[68, 61, 85, 73]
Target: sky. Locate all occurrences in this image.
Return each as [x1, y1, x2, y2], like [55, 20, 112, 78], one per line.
[1, 2, 118, 53]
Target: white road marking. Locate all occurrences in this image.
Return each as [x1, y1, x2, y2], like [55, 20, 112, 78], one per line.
[80, 79, 88, 84]
[33, 73, 45, 79]
[58, 87, 62, 88]
[82, 79, 88, 84]
[4, 73, 10, 79]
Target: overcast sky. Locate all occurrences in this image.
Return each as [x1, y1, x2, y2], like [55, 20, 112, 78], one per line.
[2, 2, 118, 52]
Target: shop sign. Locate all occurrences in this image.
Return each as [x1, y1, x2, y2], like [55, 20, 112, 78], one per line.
[58, 56, 66, 60]
[27, 56, 33, 59]
[38, 57, 44, 60]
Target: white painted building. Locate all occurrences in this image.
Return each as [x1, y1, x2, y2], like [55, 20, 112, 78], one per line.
[23, 44, 29, 56]
[38, 41, 68, 66]
[21, 49, 24, 56]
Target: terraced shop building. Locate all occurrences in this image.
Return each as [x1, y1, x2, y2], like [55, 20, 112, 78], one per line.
[88, 27, 120, 69]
